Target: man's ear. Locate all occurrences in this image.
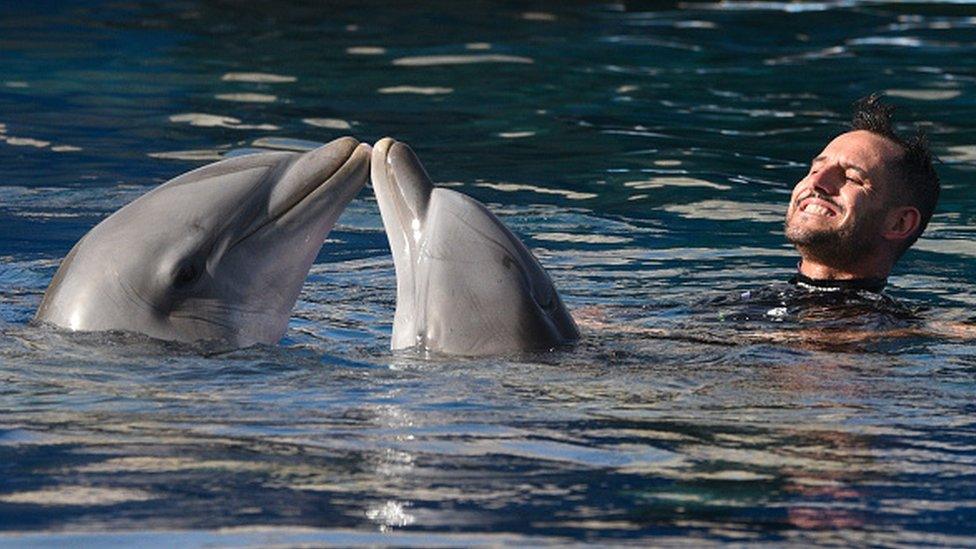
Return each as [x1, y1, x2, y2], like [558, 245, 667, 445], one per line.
[882, 206, 921, 242]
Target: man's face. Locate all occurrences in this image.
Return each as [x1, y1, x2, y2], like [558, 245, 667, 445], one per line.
[785, 130, 904, 266]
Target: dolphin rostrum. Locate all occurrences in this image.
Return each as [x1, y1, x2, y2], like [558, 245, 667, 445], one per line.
[35, 137, 370, 348]
[371, 137, 578, 356]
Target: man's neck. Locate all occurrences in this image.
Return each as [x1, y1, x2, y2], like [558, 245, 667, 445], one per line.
[797, 256, 890, 281]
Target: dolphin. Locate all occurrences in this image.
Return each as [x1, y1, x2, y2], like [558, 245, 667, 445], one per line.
[35, 136, 370, 348]
[370, 137, 578, 356]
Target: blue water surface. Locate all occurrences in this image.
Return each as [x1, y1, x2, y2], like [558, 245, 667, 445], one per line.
[1, 1, 975, 546]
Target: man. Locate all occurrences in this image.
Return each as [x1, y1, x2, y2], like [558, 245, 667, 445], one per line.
[575, 95, 975, 343]
[767, 95, 976, 343]
[784, 93, 939, 291]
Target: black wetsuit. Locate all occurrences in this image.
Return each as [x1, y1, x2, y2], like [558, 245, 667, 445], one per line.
[703, 272, 920, 329]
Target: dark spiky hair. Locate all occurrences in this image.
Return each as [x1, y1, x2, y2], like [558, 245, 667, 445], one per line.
[850, 93, 940, 256]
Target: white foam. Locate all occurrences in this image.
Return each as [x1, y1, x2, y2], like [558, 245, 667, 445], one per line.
[15, 211, 83, 219]
[215, 93, 278, 103]
[674, 20, 717, 29]
[533, 232, 632, 244]
[0, 486, 156, 505]
[366, 500, 415, 531]
[149, 149, 224, 161]
[885, 89, 961, 101]
[941, 145, 976, 163]
[77, 457, 268, 473]
[302, 118, 353, 130]
[662, 199, 784, 223]
[220, 72, 296, 83]
[475, 181, 597, 200]
[392, 54, 533, 67]
[169, 113, 279, 131]
[378, 86, 453, 95]
[765, 46, 847, 65]
[684, 1, 859, 13]
[521, 11, 557, 21]
[848, 36, 925, 47]
[169, 113, 240, 127]
[346, 46, 387, 55]
[2, 136, 50, 148]
[251, 137, 323, 151]
[914, 238, 976, 258]
[624, 176, 729, 190]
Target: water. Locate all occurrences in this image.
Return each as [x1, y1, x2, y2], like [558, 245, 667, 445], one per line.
[2, 1, 975, 545]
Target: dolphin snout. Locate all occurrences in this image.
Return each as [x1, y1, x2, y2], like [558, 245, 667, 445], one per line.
[371, 137, 433, 223]
[268, 137, 366, 218]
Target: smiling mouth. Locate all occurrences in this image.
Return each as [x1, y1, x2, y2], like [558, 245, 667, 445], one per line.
[797, 197, 839, 217]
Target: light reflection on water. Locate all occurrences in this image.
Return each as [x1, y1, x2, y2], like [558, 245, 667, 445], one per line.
[1, 0, 975, 545]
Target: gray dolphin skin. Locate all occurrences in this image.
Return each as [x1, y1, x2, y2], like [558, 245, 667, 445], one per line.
[371, 137, 579, 356]
[35, 137, 370, 348]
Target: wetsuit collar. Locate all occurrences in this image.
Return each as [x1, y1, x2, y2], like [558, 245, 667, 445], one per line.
[790, 272, 887, 293]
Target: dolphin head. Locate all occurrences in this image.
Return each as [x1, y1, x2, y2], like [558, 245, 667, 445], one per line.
[36, 137, 370, 348]
[371, 137, 578, 356]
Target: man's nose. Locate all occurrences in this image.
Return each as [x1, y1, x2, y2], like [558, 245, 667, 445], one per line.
[808, 163, 843, 194]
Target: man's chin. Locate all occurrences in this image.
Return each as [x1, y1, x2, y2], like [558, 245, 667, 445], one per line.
[784, 223, 834, 247]
[784, 225, 874, 270]
[786, 224, 844, 256]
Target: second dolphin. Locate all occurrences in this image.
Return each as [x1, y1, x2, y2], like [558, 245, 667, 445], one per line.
[371, 138, 578, 356]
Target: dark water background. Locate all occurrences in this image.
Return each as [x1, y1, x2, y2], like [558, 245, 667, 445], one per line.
[2, 1, 975, 545]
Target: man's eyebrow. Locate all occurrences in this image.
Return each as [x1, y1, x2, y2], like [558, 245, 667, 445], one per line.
[843, 163, 868, 178]
[809, 156, 869, 178]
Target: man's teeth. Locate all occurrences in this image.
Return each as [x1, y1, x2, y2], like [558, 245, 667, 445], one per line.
[802, 203, 834, 216]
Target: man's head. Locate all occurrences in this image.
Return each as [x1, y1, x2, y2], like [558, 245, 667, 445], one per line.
[784, 94, 940, 279]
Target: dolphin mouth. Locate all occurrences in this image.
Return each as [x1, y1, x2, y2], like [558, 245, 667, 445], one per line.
[268, 137, 370, 222]
[231, 137, 370, 249]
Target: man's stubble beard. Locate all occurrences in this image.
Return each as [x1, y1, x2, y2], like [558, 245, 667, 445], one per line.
[784, 209, 878, 269]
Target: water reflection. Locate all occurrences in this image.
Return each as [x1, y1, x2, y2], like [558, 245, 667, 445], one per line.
[1, 0, 975, 544]
[361, 391, 418, 532]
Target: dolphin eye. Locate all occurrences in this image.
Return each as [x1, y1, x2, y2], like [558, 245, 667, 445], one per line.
[173, 263, 202, 289]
